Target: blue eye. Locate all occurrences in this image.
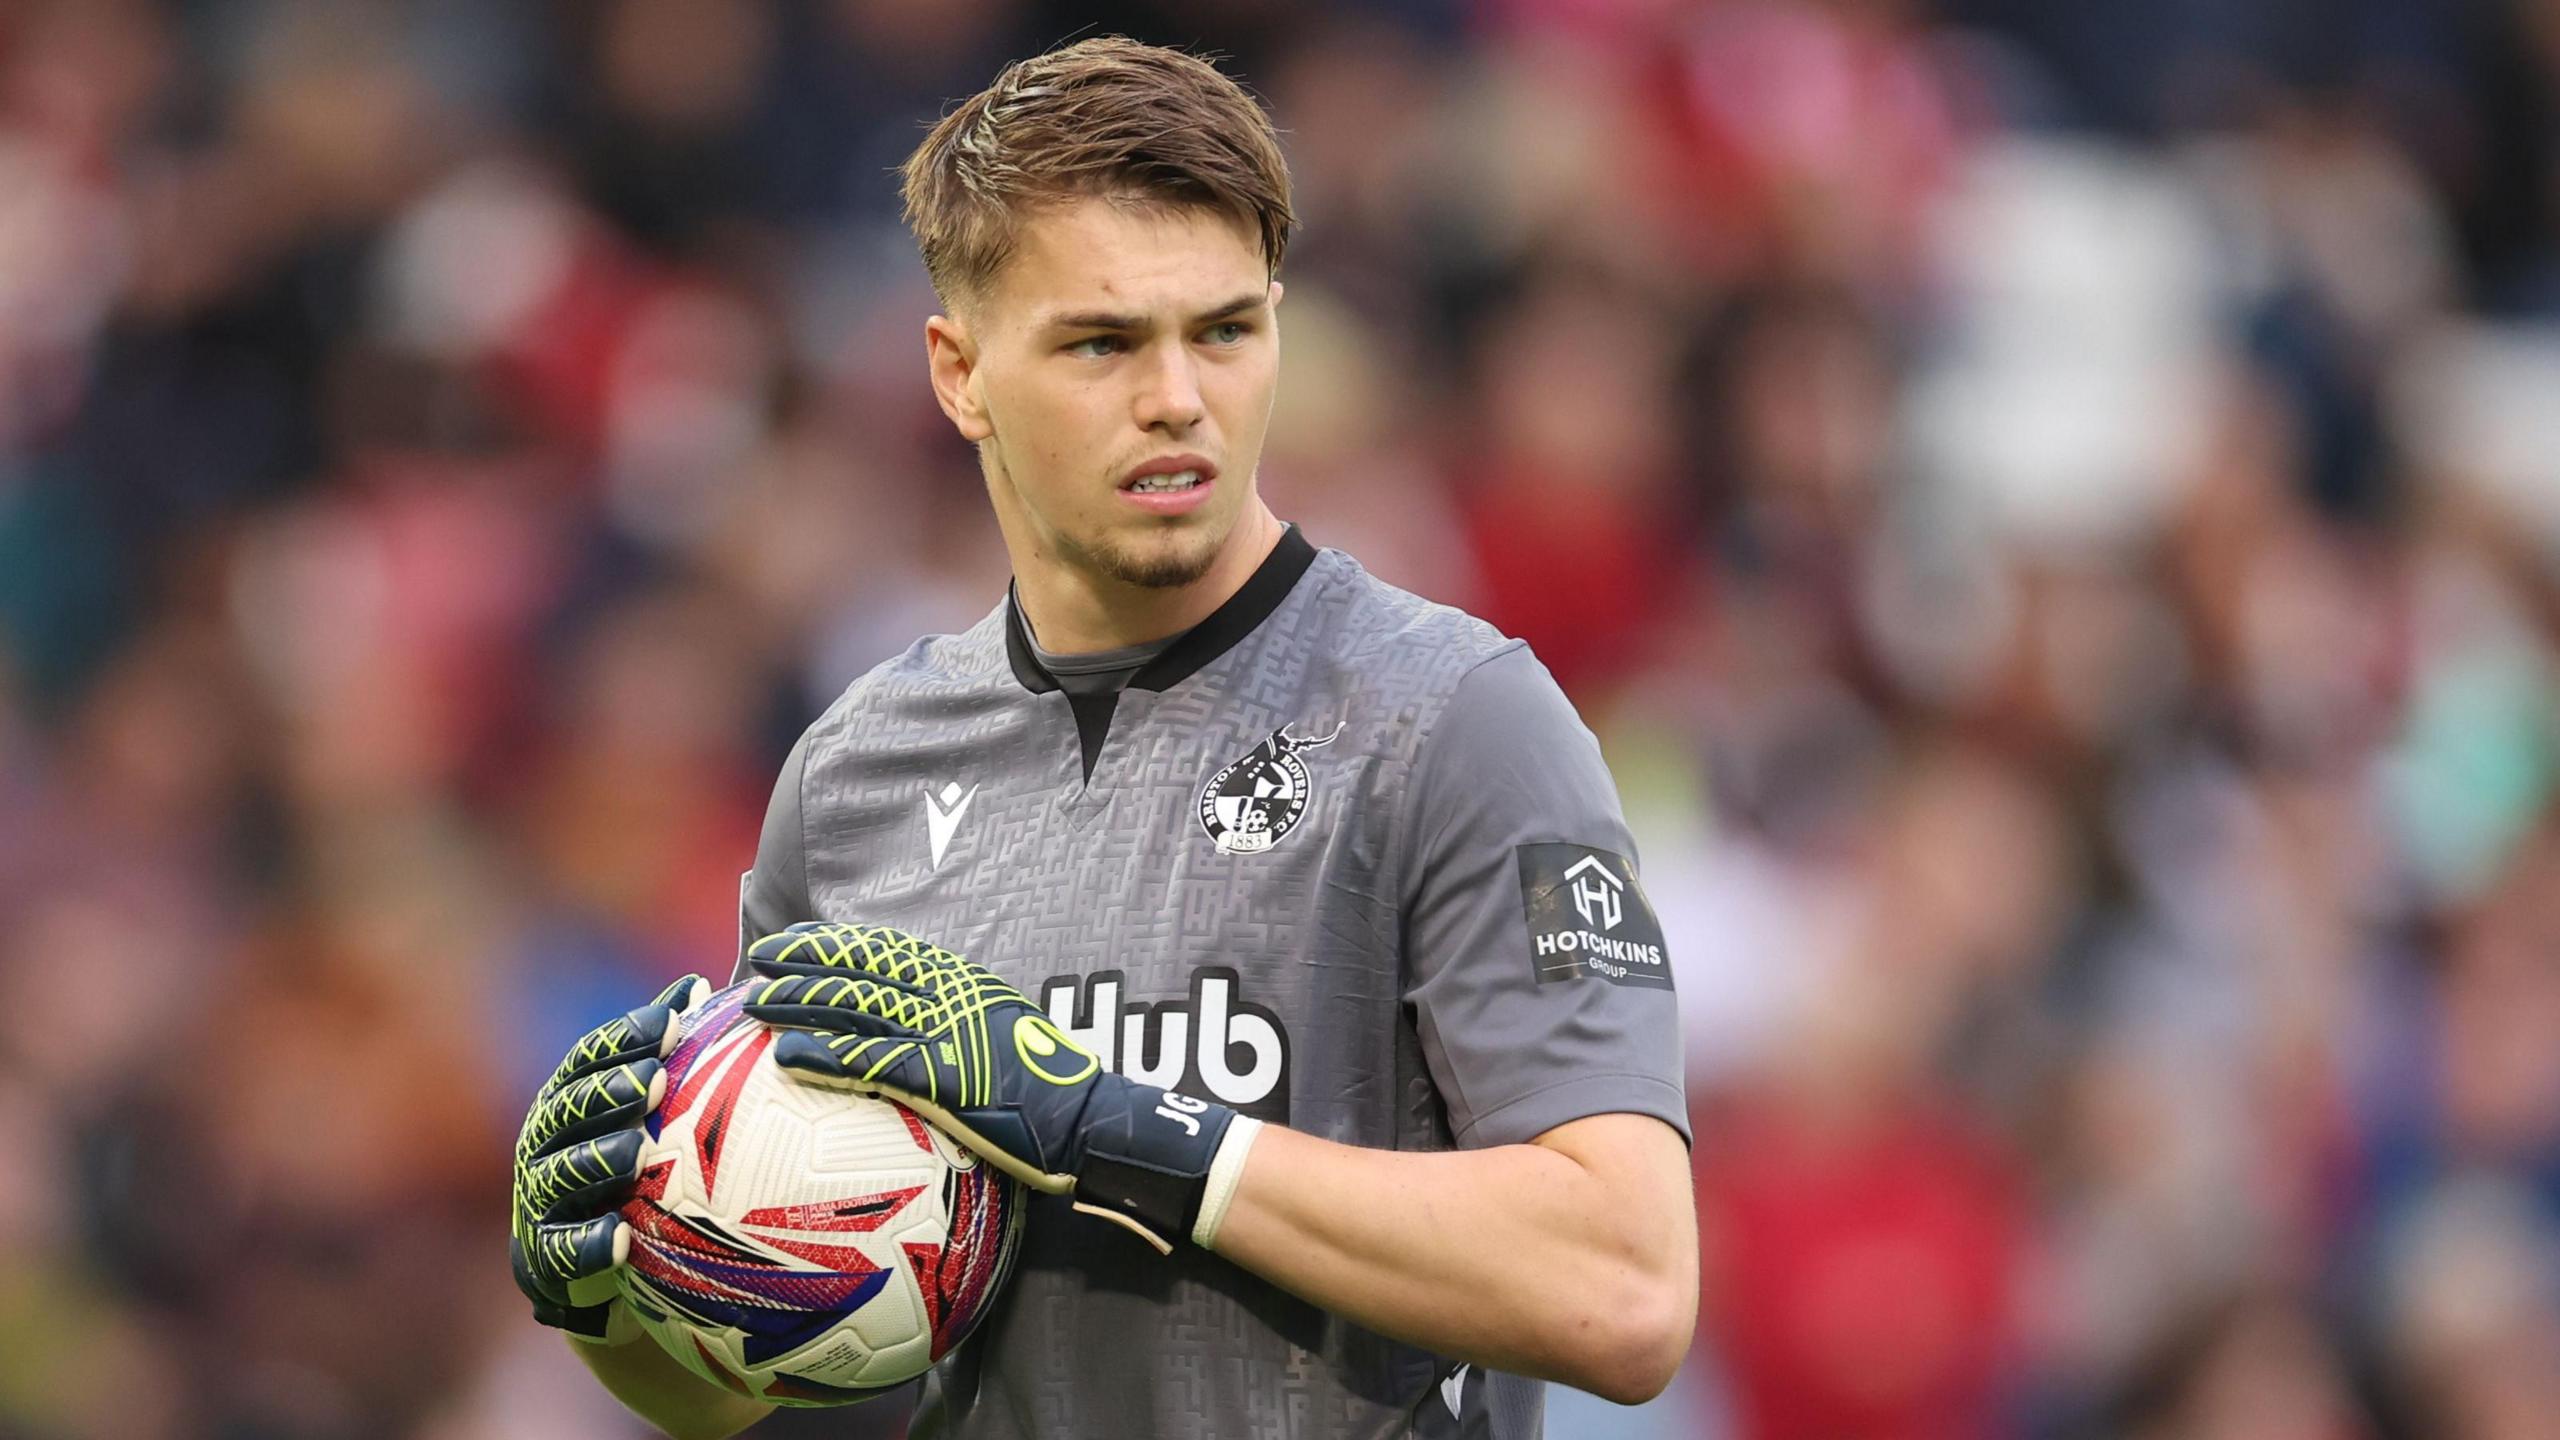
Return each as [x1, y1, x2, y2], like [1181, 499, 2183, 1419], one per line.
[1206, 322, 1250, 345]
[1066, 335, 1124, 358]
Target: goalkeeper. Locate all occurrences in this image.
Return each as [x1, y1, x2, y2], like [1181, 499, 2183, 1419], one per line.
[511, 35, 1695, 1440]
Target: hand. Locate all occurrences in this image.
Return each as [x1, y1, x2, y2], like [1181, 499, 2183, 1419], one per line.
[741, 922, 1260, 1254]
[510, 973, 711, 1341]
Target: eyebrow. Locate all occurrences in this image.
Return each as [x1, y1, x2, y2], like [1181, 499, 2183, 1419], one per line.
[1043, 293, 1267, 333]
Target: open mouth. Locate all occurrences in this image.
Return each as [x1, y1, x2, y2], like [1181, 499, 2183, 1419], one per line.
[1119, 457, 1218, 513]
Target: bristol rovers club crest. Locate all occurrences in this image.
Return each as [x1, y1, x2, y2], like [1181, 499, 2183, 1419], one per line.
[1198, 722, 1344, 856]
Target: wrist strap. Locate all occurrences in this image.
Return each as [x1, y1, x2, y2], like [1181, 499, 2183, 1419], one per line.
[1076, 1149, 1209, 1254]
[1074, 1086, 1237, 1253]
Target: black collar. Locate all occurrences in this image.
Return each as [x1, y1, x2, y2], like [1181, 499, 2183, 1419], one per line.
[1004, 525, 1318, 695]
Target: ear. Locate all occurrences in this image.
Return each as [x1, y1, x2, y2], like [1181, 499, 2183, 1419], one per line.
[925, 314, 995, 444]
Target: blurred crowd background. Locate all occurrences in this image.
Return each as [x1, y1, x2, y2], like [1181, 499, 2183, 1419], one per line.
[5, 0, 2560, 1437]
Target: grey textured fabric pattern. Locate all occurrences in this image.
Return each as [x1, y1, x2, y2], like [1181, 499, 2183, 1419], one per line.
[732, 543, 1686, 1439]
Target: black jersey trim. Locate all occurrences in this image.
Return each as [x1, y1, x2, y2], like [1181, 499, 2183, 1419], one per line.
[1129, 526, 1317, 691]
[1002, 595, 1061, 694]
[1002, 525, 1318, 697]
[1067, 691, 1118, 782]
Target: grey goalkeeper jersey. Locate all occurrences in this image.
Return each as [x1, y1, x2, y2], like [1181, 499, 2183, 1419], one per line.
[734, 528, 1688, 1440]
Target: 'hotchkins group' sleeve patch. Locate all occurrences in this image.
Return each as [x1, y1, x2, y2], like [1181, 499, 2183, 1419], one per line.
[1515, 843, 1673, 989]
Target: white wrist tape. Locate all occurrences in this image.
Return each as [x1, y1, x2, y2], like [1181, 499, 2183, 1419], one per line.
[1190, 1116, 1264, 1250]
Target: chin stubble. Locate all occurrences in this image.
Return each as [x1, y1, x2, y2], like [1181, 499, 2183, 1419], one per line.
[1080, 529, 1221, 589]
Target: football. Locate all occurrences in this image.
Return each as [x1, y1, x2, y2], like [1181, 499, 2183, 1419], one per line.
[614, 981, 1025, 1405]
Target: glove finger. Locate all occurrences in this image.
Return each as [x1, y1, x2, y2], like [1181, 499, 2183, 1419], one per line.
[748, 952, 1031, 1019]
[563, 1222, 633, 1310]
[536, 973, 708, 1100]
[517, 1059, 666, 1167]
[743, 970, 937, 1026]
[521, 1212, 631, 1300]
[540, 1003, 681, 1097]
[745, 921, 958, 982]
[743, 920, 891, 970]
[770, 1028, 945, 1105]
[523, 1127, 649, 1225]
[653, 972, 713, 1018]
[510, 1233, 627, 1341]
[746, 968, 931, 1006]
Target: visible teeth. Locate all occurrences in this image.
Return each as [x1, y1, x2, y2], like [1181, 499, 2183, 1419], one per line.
[1130, 471, 1202, 493]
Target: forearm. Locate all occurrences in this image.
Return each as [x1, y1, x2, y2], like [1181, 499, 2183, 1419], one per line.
[568, 1332, 775, 1440]
[1205, 1121, 1696, 1403]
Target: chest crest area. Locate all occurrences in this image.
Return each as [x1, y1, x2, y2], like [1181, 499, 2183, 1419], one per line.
[1196, 721, 1344, 856]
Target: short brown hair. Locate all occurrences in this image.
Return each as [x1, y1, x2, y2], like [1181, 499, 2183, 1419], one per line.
[900, 37, 1295, 312]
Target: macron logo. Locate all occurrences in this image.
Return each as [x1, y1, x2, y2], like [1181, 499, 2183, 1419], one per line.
[925, 781, 976, 869]
[1564, 855, 1624, 931]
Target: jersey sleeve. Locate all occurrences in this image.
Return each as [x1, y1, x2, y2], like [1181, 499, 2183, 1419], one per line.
[1398, 644, 1690, 1150]
[732, 725, 816, 984]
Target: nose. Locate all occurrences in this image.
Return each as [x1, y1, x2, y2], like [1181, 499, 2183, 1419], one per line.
[1132, 345, 1206, 435]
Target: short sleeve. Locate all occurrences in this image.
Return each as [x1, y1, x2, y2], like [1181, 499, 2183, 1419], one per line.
[733, 726, 816, 984]
[1398, 644, 1690, 1150]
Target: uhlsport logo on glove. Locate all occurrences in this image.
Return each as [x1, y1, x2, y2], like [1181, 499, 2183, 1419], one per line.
[1013, 1012, 1099, 1085]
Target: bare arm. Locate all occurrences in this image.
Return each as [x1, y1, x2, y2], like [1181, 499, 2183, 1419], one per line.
[1207, 1111, 1698, 1405]
[569, 1332, 777, 1440]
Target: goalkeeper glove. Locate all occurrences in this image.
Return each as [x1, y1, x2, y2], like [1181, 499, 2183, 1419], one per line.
[509, 973, 710, 1342]
[742, 922, 1263, 1255]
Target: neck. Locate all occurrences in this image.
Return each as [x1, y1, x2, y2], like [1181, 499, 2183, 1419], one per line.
[1012, 503, 1286, 655]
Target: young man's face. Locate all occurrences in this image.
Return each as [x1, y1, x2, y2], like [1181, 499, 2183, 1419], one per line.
[931, 196, 1281, 597]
